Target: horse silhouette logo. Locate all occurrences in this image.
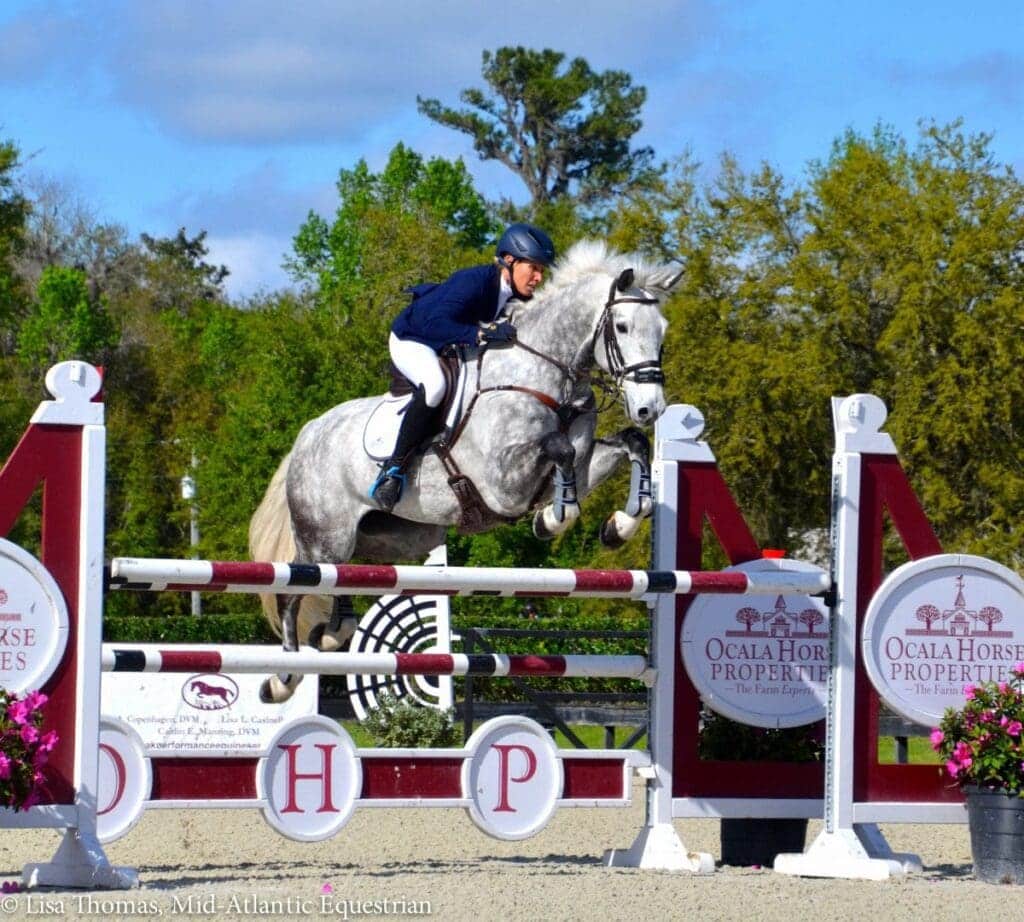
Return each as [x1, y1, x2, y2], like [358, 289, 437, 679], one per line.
[181, 674, 239, 710]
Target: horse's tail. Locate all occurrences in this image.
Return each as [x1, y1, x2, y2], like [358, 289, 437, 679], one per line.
[248, 453, 332, 642]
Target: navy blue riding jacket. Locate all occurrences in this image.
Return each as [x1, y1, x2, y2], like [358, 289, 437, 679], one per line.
[391, 263, 503, 353]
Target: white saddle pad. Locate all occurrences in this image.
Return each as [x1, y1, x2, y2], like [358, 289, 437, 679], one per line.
[361, 353, 478, 463]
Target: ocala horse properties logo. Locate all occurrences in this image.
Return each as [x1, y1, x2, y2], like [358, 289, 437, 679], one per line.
[863, 556, 1024, 725]
[681, 560, 831, 727]
[880, 575, 1017, 687]
[182, 674, 239, 710]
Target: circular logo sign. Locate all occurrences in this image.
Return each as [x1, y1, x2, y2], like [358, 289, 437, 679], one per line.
[862, 554, 1024, 725]
[462, 716, 562, 840]
[96, 717, 152, 843]
[0, 538, 69, 693]
[258, 717, 361, 842]
[681, 558, 829, 728]
[181, 674, 240, 710]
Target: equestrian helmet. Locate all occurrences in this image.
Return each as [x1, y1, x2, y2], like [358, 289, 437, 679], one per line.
[496, 223, 556, 267]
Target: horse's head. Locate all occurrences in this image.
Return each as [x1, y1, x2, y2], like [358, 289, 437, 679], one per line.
[582, 253, 682, 426]
[515, 241, 683, 426]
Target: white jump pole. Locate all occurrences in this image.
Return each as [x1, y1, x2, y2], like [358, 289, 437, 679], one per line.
[108, 558, 830, 599]
[101, 647, 653, 682]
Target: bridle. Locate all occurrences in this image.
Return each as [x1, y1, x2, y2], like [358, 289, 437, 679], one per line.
[590, 269, 665, 388]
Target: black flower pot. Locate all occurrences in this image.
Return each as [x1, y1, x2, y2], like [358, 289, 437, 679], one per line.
[719, 817, 808, 867]
[965, 786, 1024, 884]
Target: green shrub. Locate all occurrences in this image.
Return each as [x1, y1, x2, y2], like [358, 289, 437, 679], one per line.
[103, 613, 276, 644]
[361, 693, 458, 748]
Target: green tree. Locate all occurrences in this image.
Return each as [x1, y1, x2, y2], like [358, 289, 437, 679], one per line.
[642, 122, 1023, 565]
[0, 138, 28, 354]
[138, 228, 229, 313]
[418, 47, 655, 209]
[288, 143, 493, 309]
[16, 265, 118, 373]
[796, 122, 1024, 565]
[14, 176, 142, 302]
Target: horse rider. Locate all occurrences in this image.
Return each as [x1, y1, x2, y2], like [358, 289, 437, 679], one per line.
[369, 222, 556, 511]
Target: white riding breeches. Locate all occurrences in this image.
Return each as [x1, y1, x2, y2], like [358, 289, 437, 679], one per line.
[389, 334, 446, 408]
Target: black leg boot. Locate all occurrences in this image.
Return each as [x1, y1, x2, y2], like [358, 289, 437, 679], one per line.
[369, 386, 437, 511]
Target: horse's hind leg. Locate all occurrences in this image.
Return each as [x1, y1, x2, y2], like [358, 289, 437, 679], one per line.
[308, 597, 357, 652]
[260, 593, 304, 703]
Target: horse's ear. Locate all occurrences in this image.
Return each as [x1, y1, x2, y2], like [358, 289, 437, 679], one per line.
[651, 264, 685, 292]
[615, 268, 635, 292]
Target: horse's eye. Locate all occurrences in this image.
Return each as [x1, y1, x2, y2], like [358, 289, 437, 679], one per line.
[615, 322, 628, 334]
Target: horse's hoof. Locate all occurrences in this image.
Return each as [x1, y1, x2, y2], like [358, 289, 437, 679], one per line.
[310, 619, 356, 652]
[532, 509, 555, 541]
[308, 622, 328, 649]
[260, 675, 295, 704]
[599, 517, 627, 549]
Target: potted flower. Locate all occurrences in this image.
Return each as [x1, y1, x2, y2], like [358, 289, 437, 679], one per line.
[698, 708, 824, 866]
[0, 689, 58, 812]
[932, 663, 1024, 884]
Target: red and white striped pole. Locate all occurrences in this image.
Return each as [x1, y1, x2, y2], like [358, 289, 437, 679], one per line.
[101, 646, 654, 683]
[108, 558, 831, 599]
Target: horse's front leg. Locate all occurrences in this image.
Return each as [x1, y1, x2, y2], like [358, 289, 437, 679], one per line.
[532, 431, 581, 540]
[308, 597, 357, 652]
[583, 428, 653, 549]
[260, 593, 304, 703]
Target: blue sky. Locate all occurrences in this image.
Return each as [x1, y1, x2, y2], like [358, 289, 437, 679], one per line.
[2, 1, 1021, 299]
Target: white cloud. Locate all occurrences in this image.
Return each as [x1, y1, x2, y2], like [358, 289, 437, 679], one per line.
[1, 0, 717, 144]
[203, 232, 295, 301]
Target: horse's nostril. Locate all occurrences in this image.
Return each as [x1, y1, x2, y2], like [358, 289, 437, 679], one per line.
[637, 406, 650, 420]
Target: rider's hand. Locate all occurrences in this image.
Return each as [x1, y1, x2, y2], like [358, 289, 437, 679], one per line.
[478, 321, 517, 346]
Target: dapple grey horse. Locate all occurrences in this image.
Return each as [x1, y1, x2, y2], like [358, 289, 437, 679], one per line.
[249, 240, 682, 701]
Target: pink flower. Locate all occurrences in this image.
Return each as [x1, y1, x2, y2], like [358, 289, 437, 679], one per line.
[5, 699, 29, 726]
[946, 759, 963, 778]
[930, 729, 944, 750]
[0, 753, 10, 780]
[22, 691, 47, 712]
[1014, 662, 1024, 677]
[999, 683, 1010, 694]
[964, 684, 978, 699]
[1008, 721, 1023, 737]
[19, 724, 39, 745]
[1001, 716, 1010, 727]
[38, 731, 58, 753]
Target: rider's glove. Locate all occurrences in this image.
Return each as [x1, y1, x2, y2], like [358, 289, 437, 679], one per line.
[478, 321, 517, 346]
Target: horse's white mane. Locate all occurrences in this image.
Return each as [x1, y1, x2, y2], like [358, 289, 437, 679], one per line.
[546, 239, 669, 292]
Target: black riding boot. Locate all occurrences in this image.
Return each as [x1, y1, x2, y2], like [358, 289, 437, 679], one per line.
[369, 386, 438, 511]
